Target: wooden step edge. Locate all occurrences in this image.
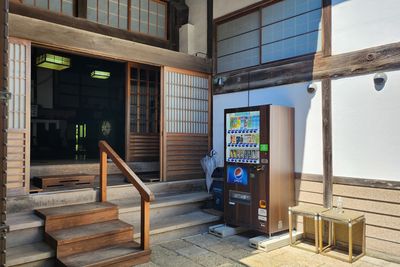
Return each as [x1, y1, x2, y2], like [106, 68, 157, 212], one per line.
[46, 221, 134, 246]
[57, 242, 150, 267]
[35, 203, 118, 220]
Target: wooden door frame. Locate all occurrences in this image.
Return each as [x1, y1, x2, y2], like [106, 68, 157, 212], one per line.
[126, 62, 163, 178]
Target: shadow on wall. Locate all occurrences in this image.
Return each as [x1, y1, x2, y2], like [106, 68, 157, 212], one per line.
[249, 83, 320, 174]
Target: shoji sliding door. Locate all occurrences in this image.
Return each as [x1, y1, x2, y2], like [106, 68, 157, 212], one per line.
[7, 38, 31, 195]
[162, 67, 211, 181]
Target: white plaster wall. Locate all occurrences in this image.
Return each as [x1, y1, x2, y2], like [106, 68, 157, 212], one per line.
[332, 0, 400, 54]
[183, 0, 207, 56]
[332, 70, 400, 181]
[213, 0, 263, 19]
[212, 82, 323, 175]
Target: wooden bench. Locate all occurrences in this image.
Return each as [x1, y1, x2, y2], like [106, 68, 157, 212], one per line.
[33, 174, 95, 190]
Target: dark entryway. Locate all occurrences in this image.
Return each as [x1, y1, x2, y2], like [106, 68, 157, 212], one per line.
[30, 47, 125, 162]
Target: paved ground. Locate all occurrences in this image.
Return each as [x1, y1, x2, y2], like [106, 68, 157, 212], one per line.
[137, 233, 399, 267]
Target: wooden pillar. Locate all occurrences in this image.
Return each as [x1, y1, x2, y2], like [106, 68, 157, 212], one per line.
[0, 0, 8, 265]
[322, 79, 333, 208]
[207, 0, 213, 58]
[322, 0, 333, 208]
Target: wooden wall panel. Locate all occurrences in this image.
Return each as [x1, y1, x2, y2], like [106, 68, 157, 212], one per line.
[6, 130, 29, 193]
[128, 134, 159, 162]
[164, 134, 208, 181]
[294, 174, 400, 262]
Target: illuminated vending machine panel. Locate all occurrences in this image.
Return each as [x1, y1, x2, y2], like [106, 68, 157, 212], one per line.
[225, 111, 260, 164]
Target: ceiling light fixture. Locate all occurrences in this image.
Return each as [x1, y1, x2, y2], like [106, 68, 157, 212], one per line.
[91, 70, 111, 79]
[36, 53, 71, 71]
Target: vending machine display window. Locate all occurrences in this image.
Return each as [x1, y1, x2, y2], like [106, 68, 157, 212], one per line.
[225, 111, 260, 164]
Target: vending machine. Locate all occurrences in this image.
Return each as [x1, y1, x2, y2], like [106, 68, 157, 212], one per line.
[224, 105, 294, 235]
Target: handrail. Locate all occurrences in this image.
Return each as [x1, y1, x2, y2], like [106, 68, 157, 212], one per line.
[99, 140, 154, 250]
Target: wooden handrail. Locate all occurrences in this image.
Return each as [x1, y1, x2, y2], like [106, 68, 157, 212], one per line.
[99, 140, 154, 250]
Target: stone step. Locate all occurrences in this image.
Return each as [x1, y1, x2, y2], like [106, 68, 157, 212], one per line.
[7, 212, 44, 249]
[8, 178, 206, 213]
[57, 241, 150, 267]
[46, 219, 134, 258]
[6, 209, 220, 266]
[7, 191, 213, 249]
[6, 242, 55, 267]
[113, 191, 212, 223]
[35, 202, 118, 231]
[130, 210, 222, 244]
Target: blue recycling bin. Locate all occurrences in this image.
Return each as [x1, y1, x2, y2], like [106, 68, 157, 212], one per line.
[212, 179, 224, 211]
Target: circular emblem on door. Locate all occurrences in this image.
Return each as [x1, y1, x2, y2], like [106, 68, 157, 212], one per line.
[101, 121, 112, 136]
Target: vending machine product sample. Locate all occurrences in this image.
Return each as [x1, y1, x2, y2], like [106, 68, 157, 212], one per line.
[224, 105, 294, 235]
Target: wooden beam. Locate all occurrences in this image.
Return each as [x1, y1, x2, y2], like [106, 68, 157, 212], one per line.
[9, 14, 211, 73]
[322, 79, 333, 208]
[295, 173, 400, 192]
[9, 1, 169, 49]
[214, 42, 400, 94]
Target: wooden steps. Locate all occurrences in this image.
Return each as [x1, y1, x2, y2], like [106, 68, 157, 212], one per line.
[57, 242, 150, 267]
[46, 220, 133, 257]
[36, 202, 150, 267]
[35, 202, 118, 231]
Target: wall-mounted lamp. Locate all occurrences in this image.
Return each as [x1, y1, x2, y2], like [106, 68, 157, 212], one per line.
[373, 72, 387, 91]
[307, 83, 317, 94]
[213, 76, 227, 87]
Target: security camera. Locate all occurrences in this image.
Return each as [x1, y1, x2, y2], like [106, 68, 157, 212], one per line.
[373, 73, 387, 85]
[307, 83, 317, 94]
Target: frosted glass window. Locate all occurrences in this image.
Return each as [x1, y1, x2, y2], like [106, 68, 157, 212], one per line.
[216, 11, 260, 73]
[22, 0, 74, 16]
[131, 0, 166, 38]
[217, 12, 259, 41]
[8, 43, 28, 129]
[218, 48, 259, 74]
[261, 0, 322, 63]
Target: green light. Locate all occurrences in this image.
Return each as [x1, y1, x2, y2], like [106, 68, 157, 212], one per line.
[36, 53, 70, 70]
[91, 70, 111, 79]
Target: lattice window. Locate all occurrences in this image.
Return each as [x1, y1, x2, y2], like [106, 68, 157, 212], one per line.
[216, 12, 260, 74]
[130, 66, 159, 134]
[164, 71, 209, 134]
[216, 0, 322, 73]
[87, 0, 129, 30]
[8, 42, 28, 129]
[131, 0, 166, 39]
[21, 0, 74, 16]
[261, 0, 322, 63]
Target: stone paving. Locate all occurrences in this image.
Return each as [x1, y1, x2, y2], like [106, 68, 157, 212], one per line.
[137, 233, 400, 267]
